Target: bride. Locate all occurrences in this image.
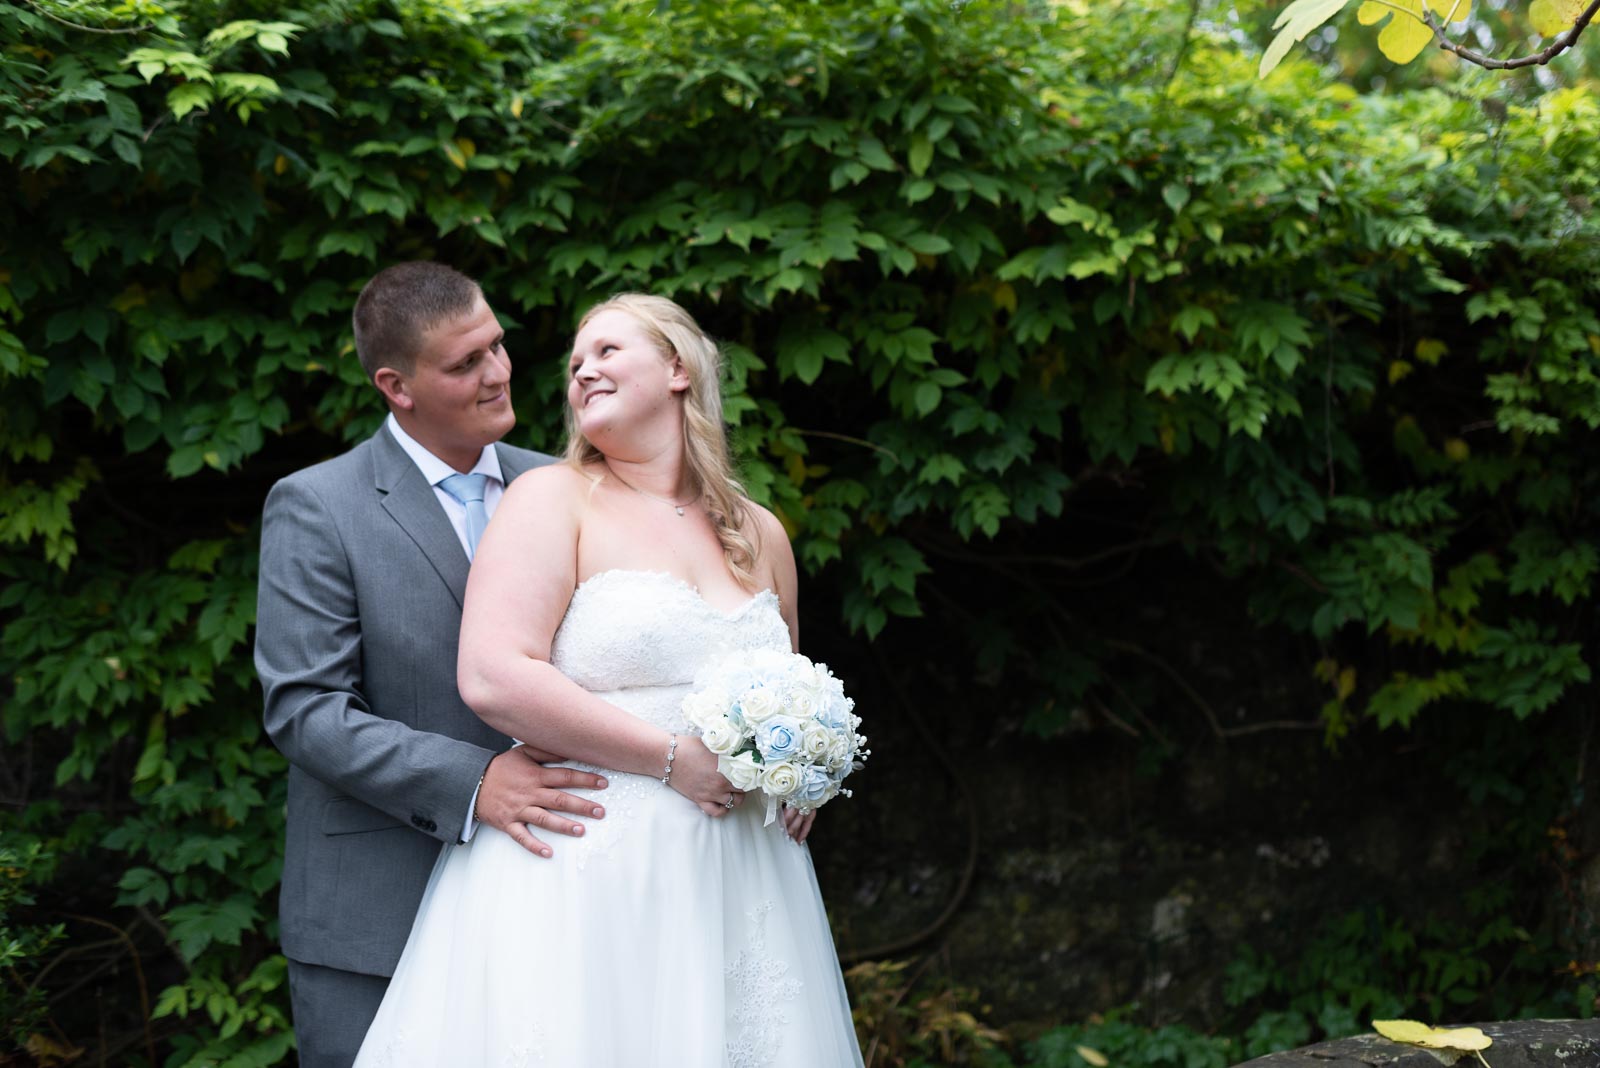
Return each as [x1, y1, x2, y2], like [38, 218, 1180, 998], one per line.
[353, 294, 865, 1067]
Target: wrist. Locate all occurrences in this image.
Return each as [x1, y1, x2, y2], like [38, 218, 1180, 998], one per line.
[659, 733, 679, 786]
[472, 756, 494, 823]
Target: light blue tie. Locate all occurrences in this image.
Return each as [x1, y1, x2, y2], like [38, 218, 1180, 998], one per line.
[438, 472, 490, 559]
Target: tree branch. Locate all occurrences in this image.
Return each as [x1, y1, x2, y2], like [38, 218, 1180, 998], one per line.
[1162, 0, 1204, 93]
[789, 428, 901, 461]
[23, 0, 153, 34]
[1424, 0, 1600, 70]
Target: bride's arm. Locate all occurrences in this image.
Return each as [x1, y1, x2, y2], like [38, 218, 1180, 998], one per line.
[458, 466, 733, 810]
[753, 504, 801, 653]
[748, 503, 818, 843]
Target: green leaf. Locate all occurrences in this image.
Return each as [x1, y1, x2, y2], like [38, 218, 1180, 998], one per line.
[856, 136, 896, 171]
[167, 83, 213, 120]
[919, 452, 964, 484]
[909, 132, 934, 177]
[776, 325, 850, 385]
[1171, 305, 1217, 343]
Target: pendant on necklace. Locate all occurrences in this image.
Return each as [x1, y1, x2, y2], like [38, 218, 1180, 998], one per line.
[675, 506, 685, 516]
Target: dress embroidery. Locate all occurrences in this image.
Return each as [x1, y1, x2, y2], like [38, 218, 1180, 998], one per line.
[499, 1024, 547, 1068]
[550, 571, 790, 871]
[726, 901, 804, 1068]
[366, 1027, 407, 1068]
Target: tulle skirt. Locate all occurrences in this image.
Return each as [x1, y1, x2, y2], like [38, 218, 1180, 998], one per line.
[354, 766, 864, 1068]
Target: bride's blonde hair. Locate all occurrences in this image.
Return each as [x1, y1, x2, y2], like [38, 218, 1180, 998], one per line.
[563, 293, 759, 587]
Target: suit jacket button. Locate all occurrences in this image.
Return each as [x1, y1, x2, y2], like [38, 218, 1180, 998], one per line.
[411, 815, 424, 827]
[424, 819, 437, 832]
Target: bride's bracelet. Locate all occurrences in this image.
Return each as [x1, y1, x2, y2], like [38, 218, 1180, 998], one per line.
[660, 734, 678, 786]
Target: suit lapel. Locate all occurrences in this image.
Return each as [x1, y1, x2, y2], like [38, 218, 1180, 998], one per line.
[496, 441, 546, 483]
[371, 428, 471, 608]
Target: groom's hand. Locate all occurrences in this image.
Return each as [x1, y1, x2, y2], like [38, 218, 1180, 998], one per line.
[477, 747, 607, 858]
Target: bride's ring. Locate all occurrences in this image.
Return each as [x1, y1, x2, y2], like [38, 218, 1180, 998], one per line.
[724, 794, 736, 809]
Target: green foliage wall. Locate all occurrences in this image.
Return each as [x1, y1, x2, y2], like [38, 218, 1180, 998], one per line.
[3, 0, 1598, 1062]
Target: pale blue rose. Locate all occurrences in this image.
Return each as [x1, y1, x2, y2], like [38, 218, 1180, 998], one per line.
[817, 696, 853, 731]
[755, 716, 804, 762]
[792, 764, 834, 807]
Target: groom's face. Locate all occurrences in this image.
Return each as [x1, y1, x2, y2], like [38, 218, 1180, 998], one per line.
[389, 296, 516, 470]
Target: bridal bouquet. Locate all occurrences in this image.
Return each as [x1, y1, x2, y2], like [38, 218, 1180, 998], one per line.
[681, 649, 868, 825]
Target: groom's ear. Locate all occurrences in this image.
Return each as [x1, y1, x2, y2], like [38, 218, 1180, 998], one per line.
[373, 367, 415, 411]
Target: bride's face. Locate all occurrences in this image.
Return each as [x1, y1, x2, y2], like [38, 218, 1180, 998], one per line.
[566, 308, 689, 443]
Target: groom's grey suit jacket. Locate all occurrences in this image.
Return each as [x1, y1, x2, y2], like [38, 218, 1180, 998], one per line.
[256, 426, 551, 976]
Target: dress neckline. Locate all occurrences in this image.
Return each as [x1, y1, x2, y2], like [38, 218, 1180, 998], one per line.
[572, 568, 777, 620]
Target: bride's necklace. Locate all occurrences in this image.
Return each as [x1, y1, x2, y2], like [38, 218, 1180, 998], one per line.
[606, 467, 698, 516]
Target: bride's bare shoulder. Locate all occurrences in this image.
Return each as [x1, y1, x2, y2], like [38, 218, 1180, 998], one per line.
[741, 498, 789, 545]
[500, 460, 597, 515]
[741, 499, 796, 575]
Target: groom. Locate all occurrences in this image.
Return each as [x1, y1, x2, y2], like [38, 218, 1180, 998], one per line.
[255, 262, 606, 1067]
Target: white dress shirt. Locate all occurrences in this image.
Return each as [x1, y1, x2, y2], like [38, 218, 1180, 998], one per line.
[384, 413, 506, 560]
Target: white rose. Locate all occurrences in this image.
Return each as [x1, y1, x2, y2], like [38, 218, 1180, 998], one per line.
[738, 688, 782, 725]
[681, 689, 729, 730]
[824, 734, 851, 772]
[761, 761, 801, 799]
[721, 751, 764, 792]
[801, 723, 833, 761]
[788, 685, 820, 720]
[700, 716, 742, 755]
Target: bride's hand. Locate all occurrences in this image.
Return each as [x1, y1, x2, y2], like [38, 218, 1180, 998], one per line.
[782, 805, 816, 844]
[669, 736, 746, 818]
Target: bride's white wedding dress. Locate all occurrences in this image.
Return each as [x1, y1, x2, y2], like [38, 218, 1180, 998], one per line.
[354, 569, 865, 1067]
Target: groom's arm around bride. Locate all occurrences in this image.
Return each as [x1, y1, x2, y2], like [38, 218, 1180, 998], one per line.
[255, 262, 607, 1068]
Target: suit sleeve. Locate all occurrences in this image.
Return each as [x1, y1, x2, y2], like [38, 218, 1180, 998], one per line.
[255, 475, 494, 845]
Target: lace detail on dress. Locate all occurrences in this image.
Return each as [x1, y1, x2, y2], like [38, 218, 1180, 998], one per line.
[551, 569, 788, 698]
[547, 570, 791, 870]
[725, 901, 804, 1068]
[365, 1027, 407, 1068]
[559, 764, 660, 872]
[498, 1025, 547, 1068]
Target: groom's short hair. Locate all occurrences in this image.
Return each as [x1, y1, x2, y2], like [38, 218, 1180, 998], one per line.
[353, 262, 483, 381]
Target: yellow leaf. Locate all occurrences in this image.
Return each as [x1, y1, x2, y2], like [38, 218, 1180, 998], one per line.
[273, 153, 288, 175]
[1357, 1, 1387, 24]
[1530, 0, 1585, 36]
[1357, 0, 1470, 64]
[992, 281, 1017, 314]
[1337, 666, 1357, 699]
[1415, 338, 1448, 364]
[1076, 1045, 1110, 1067]
[1358, 2, 1433, 62]
[111, 284, 148, 313]
[456, 137, 477, 160]
[1388, 360, 1413, 384]
[442, 142, 467, 170]
[510, 94, 524, 119]
[1444, 438, 1470, 462]
[1373, 1019, 1493, 1052]
[1260, 0, 1355, 77]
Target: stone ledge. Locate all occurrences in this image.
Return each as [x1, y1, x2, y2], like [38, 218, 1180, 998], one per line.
[1234, 1020, 1600, 1068]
